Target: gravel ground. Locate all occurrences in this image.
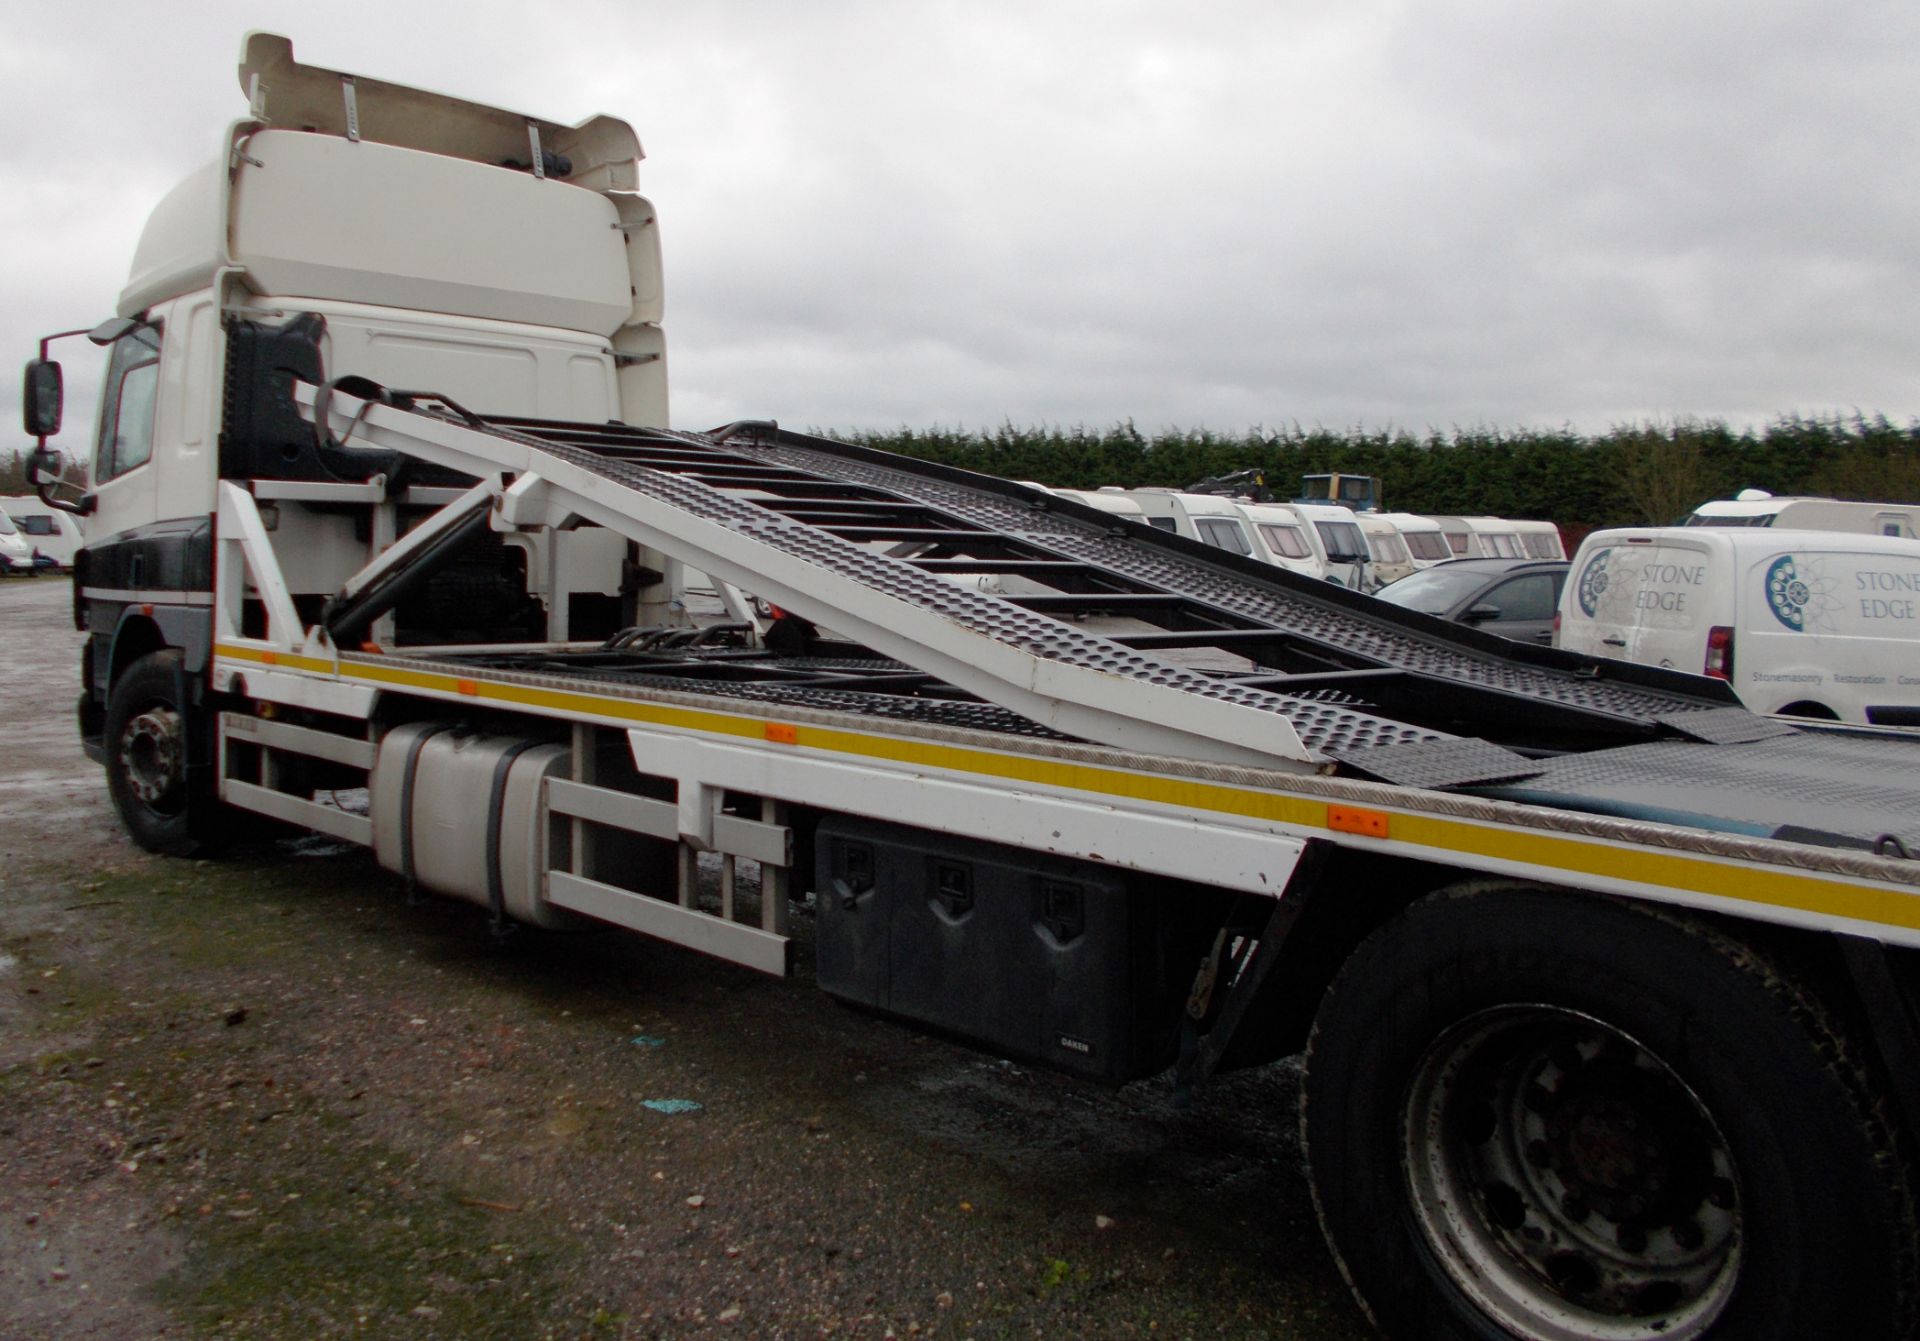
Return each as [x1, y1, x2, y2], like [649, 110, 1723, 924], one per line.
[0, 574, 1370, 1340]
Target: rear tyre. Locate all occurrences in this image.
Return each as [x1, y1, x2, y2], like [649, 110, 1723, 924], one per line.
[104, 649, 223, 856]
[1301, 885, 1914, 1341]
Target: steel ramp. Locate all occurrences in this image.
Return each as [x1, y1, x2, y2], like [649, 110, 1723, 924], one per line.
[295, 387, 1748, 777]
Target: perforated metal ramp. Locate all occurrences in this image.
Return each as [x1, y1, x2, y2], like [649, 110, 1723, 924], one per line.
[300, 388, 1762, 779]
[1481, 730, 1920, 849]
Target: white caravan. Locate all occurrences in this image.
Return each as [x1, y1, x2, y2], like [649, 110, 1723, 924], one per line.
[1291, 503, 1371, 589]
[1376, 513, 1453, 572]
[0, 495, 85, 568]
[1511, 519, 1566, 560]
[1051, 487, 1147, 521]
[0, 510, 36, 575]
[1239, 502, 1336, 581]
[1355, 514, 1414, 589]
[1686, 492, 1920, 538]
[1118, 490, 1255, 549]
[1558, 526, 1920, 726]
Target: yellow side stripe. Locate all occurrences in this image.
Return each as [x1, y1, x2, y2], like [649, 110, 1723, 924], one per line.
[215, 643, 1920, 932]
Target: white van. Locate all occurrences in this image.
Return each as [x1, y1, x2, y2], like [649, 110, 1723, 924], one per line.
[1685, 492, 1919, 538]
[1558, 526, 1920, 726]
[0, 496, 84, 569]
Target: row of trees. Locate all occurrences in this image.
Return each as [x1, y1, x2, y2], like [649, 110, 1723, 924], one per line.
[8, 413, 1917, 527]
[832, 414, 1920, 528]
[0, 450, 30, 496]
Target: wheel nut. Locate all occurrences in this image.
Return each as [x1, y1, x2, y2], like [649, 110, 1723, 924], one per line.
[1672, 1219, 1703, 1250]
[1707, 1178, 1736, 1210]
[1561, 1192, 1589, 1223]
[1617, 1223, 1648, 1253]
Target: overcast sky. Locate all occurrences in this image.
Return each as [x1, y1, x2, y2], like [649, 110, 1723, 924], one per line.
[5, 0, 1919, 449]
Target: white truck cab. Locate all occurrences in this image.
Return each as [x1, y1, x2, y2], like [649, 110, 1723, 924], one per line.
[1558, 525, 1920, 725]
[20, 32, 673, 701]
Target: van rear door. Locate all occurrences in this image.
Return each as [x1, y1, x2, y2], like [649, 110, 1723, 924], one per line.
[1561, 532, 1722, 669]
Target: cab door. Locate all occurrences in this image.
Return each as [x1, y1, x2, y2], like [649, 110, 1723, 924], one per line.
[85, 321, 164, 554]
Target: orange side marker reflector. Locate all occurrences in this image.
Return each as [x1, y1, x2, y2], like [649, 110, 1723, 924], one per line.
[456, 678, 479, 696]
[1328, 804, 1390, 839]
[260, 651, 279, 665]
[765, 723, 799, 745]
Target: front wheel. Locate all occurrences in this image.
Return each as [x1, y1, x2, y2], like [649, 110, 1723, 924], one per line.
[104, 648, 221, 856]
[1301, 886, 1915, 1340]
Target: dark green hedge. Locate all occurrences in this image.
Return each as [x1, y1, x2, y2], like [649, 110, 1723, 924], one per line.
[829, 415, 1920, 528]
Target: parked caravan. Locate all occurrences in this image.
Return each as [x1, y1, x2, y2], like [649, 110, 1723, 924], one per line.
[1685, 493, 1919, 538]
[0, 510, 37, 575]
[1558, 526, 1920, 725]
[1117, 490, 1253, 549]
[1427, 515, 1554, 562]
[1429, 515, 1481, 557]
[1356, 514, 1414, 588]
[1239, 502, 1336, 581]
[1511, 519, 1566, 560]
[1291, 503, 1371, 588]
[0, 495, 84, 568]
[1377, 513, 1453, 570]
[1051, 488, 1147, 521]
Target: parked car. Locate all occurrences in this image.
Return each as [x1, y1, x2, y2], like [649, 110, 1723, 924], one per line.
[1373, 557, 1569, 644]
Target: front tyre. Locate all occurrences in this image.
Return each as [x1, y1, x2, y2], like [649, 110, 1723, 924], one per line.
[104, 648, 220, 856]
[1301, 886, 1915, 1340]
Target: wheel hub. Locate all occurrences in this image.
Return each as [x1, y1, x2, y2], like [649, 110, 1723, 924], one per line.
[120, 707, 185, 810]
[1405, 1006, 1741, 1341]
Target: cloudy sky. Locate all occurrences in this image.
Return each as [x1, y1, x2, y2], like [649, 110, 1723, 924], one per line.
[5, 1, 1919, 448]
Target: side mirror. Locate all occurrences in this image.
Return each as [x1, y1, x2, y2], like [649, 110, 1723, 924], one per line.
[27, 446, 67, 486]
[1462, 603, 1502, 624]
[22, 359, 62, 437]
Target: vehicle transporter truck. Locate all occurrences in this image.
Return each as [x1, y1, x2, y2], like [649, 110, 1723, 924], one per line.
[20, 33, 1920, 1341]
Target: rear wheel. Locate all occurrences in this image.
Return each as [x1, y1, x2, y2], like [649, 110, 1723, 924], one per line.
[1301, 886, 1914, 1340]
[105, 649, 222, 856]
